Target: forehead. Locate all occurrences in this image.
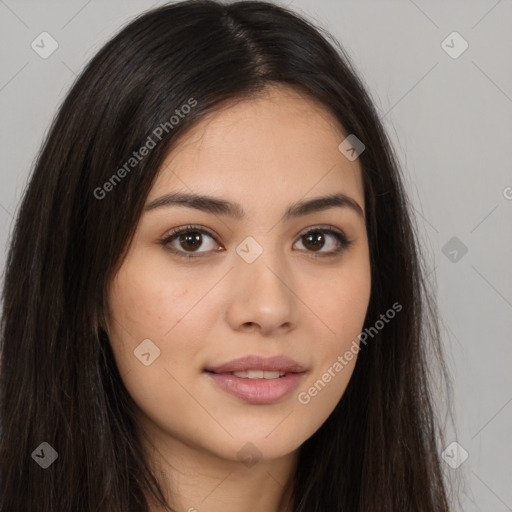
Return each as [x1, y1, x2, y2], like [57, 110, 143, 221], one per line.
[147, 85, 365, 212]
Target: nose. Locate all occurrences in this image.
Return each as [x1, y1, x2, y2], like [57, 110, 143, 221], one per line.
[224, 250, 299, 336]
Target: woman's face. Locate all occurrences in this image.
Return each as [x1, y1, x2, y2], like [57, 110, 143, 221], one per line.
[106, 85, 371, 465]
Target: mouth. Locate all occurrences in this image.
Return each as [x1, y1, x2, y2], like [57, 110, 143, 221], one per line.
[203, 355, 307, 404]
[204, 354, 306, 374]
[205, 369, 288, 379]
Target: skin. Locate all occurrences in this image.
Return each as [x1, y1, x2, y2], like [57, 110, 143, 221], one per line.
[106, 84, 371, 512]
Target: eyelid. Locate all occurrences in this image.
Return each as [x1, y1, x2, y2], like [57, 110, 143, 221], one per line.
[159, 223, 352, 259]
[294, 224, 353, 258]
[160, 224, 220, 259]
[162, 224, 219, 242]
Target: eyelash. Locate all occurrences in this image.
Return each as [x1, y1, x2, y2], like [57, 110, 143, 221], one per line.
[160, 224, 353, 260]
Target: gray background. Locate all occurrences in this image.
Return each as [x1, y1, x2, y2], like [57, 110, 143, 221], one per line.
[1, 0, 511, 510]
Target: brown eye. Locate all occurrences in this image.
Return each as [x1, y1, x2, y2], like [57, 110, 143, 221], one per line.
[161, 225, 351, 260]
[294, 227, 352, 257]
[178, 231, 203, 251]
[161, 225, 220, 258]
[302, 231, 326, 251]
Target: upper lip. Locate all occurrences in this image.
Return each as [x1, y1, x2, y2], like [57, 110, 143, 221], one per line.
[205, 355, 307, 374]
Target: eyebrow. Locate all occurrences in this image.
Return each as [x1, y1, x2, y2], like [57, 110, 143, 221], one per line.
[144, 191, 364, 221]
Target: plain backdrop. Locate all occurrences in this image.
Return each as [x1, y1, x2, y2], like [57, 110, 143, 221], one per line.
[0, 1, 511, 510]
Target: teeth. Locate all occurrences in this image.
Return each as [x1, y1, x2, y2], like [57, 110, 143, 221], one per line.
[232, 370, 286, 379]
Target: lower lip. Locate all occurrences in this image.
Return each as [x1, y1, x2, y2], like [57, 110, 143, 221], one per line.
[205, 372, 306, 404]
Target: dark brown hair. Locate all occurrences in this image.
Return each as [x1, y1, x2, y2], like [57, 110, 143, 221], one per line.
[0, 1, 453, 510]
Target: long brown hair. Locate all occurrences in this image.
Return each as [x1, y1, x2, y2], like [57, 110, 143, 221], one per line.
[0, 1, 453, 510]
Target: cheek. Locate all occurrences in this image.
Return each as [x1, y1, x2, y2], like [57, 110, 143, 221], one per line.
[297, 259, 370, 414]
[108, 250, 220, 339]
[106, 255, 216, 380]
[105, 259, 219, 434]
[308, 257, 371, 347]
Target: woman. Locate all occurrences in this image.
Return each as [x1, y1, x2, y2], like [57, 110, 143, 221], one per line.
[0, 1, 453, 510]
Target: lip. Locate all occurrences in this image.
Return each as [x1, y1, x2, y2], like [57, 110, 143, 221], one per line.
[204, 355, 307, 404]
[204, 354, 306, 374]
